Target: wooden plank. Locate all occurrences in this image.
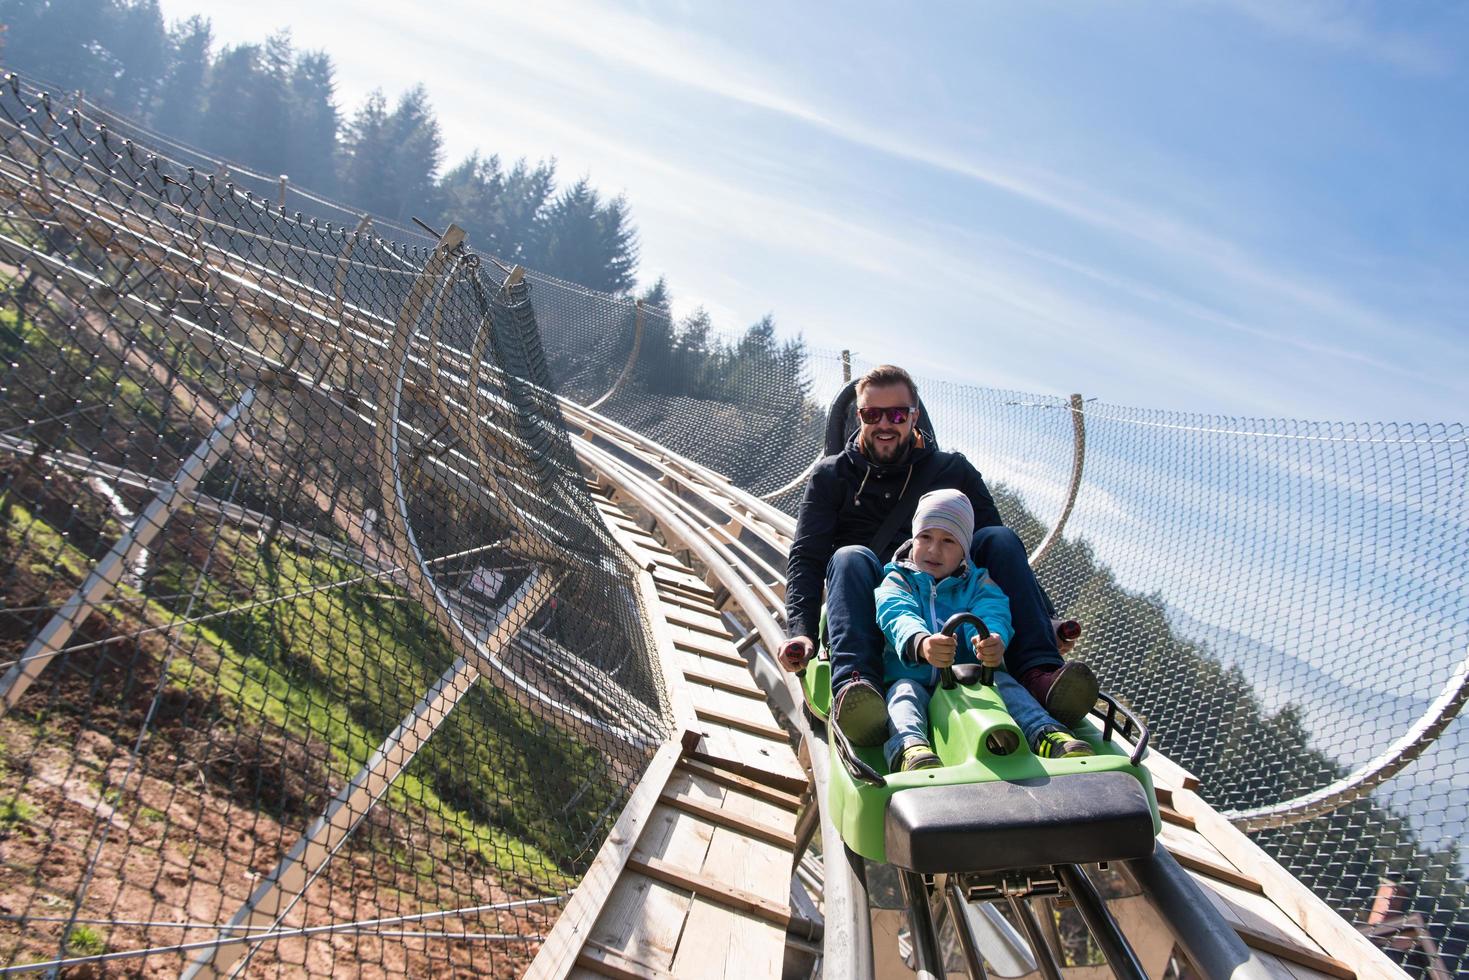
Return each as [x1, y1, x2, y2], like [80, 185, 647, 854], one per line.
[656, 587, 721, 616]
[686, 748, 808, 796]
[1172, 850, 1265, 894]
[525, 740, 687, 980]
[669, 827, 788, 978]
[1160, 805, 1197, 830]
[587, 808, 716, 971]
[658, 790, 798, 849]
[695, 706, 789, 742]
[690, 683, 778, 724]
[682, 668, 765, 700]
[677, 650, 759, 690]
[576, 941, 678, 980]
[673, 760, 803, 813]
[663, 603, 731, 639]
[1160, 820, 1232, 867]
[652, 574, 716, 601]
[674, 637, 748, 669]
[695, 724, 803, 782]
[1234, 925, 1356, 979]
[626, 856, 791, 928]
[1167, 788, 1405, 979]
[1143, 749, 1201, 792]
[667, 622, 743, 655]
[653, 567, 717, 599]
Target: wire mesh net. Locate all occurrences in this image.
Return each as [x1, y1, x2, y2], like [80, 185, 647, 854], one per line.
[0, 74, 668, 976]
[5, 69, 1469, 979]
[536, 284, 1469, 971]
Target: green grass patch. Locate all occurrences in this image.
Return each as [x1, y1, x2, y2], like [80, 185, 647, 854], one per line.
[3, 502, 614, 891]
[0, 794, 38, 827]
[63, 924, 106, 957]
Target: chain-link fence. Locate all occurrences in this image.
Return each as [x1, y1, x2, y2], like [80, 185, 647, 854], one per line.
[0, 74, 668, 976]
[4, 69, 1468, 979]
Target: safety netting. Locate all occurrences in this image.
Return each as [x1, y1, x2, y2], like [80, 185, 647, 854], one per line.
[4, 69, 1468, 979]
[0, 74, 668, 976]
[530, 268, 1468, 973]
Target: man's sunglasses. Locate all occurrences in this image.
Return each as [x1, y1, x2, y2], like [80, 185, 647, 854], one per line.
[857, 406, 916, 425]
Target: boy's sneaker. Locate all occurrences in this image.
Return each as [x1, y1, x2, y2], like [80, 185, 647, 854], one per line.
[832, 678, 889, 747]
[1033, 729, 1095, 759]
[1020, 661, 1100, 728]
[898, 744, 942, 771]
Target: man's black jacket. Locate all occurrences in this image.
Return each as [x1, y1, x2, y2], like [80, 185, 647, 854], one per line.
[784, 431, 1003, 642]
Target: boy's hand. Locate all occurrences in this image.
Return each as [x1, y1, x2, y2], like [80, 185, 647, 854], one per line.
[972, 632, 1005, 668]
[778, 636, 814, 671]
[919, 633, 957, 668]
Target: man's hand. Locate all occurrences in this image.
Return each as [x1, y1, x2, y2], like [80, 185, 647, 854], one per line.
[778, 636, 815, 671]
[1053, 618, 1082, 656]
[919, 633, 958, 669]
[971, 632, 1005, 667]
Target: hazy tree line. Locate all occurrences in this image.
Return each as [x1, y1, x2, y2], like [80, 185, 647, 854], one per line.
[1, 0, 630, 294]
[0, 0, 812, 435]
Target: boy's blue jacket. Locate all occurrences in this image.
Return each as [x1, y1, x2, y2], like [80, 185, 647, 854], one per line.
[875, 539, 1014, 685]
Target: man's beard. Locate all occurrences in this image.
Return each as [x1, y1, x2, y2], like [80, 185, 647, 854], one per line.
[862, 431, 907, 464]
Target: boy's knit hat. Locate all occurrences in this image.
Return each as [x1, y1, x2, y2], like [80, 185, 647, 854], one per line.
[912, 489, 974, 546]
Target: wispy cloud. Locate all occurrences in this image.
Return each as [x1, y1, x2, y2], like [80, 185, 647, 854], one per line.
[1210, 0, 1455, 76]
[484, 0, 1440, 360]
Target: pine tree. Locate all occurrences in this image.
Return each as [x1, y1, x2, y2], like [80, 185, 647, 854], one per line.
[153, 14, 211, 139]
[286, 49, 338, 193]
[535, 177, 638, 293]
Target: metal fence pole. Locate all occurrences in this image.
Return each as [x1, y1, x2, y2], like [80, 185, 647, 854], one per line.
[182, 571, 553, 979]
[1028, 392, 1085, 569]
[0, 388, 258, 716]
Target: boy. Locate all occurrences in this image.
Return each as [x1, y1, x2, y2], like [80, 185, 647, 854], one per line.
[875, 489, 1095, 771]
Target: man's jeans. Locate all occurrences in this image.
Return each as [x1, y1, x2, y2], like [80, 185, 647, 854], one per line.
[825, 545, 886, 694]
[884, 670, 1058, 768]
[971, 526, 1063, 678]
[824, 527, 1062, 695]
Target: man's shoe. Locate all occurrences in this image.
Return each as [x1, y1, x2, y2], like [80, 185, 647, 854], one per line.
[832, 678, 889, 747]
[1021, 661, 1100, 729]
[898, 744, 942, 771]
[1033, 729, 1095, 759]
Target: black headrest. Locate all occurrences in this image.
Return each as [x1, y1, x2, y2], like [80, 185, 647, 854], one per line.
[823, 379, 938, 457]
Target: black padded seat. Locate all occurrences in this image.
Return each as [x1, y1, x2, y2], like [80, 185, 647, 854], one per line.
[883, 771, 1156, 874]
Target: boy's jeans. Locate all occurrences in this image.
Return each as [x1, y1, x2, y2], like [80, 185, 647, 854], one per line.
[884, 669, 1060, 768]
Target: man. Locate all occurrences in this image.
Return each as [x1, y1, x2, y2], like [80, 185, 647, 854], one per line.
[778, 364, 1097, 746]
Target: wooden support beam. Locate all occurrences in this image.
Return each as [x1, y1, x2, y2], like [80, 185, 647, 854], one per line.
[626, 856, 791, 928]
[1233, 925, 1356, 979]
[673, 760, 803, 813]
[676, 642, 748, 670]
[695, 707, 789, 742]
[1159, 806, 1197, 830]
[1170, 850, 1265, 894]
[576, 941, 679, 980]
[524, 740, 689, 980]
[682, 669, 766, 700]
[657, 790, 797, 849]
[685, 749, 809, 797]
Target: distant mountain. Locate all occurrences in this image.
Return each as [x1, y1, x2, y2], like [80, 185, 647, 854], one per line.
[1164, 602, 1468, 860]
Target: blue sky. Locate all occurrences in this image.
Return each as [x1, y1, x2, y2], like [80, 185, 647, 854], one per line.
[157, 0, 1468, 423]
